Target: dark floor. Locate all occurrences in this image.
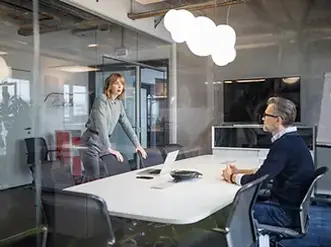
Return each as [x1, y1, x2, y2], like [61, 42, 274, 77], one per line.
[280, 202, 331, 247]
[1, 185, 331, 247]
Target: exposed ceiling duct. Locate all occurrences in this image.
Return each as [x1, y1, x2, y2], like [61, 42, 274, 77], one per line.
[128, 0, 247, 20]
[0, 0, 112, 36]
[135, 0, 166, 4]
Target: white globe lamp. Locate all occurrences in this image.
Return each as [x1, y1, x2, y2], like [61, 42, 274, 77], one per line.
[164, 9, 178, 33]
[170, 9, 195, 43]
[0, 56, 11, 81]
[186, 16, 216, 57]
[213, 24, 236, 49]
[212, 47, 237, 66]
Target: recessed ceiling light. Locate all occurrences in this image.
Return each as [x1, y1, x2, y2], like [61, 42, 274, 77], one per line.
[282, 77, 299, 84]
[0, 51, 8, 55]
[237, 79, 265, 83]
[55, 66, 99, 73]
[88, 44, 98, 48]
[16, 41, 28, 45]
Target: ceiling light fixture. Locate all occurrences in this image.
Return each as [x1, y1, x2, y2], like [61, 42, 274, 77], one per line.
[282, 77, 299, 84]
[88, 44, 98, 48]
[0, 56, 11, 81]
[55, 66, 99, 73]
[16, 41, 28, 45]
[164, 9, 237, 66]
[237, 79, 265, 83]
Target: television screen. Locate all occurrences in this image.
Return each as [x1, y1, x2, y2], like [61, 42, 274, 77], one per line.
[213, 126, 313, 150]
[222, 76, 301, 123]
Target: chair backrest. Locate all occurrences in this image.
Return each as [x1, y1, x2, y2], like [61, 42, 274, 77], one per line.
[137, 147, 165, 168]
[101, 153, 131, 176]
[225, 175, 269, 247]
[299, 166, 328, 234]
[176, 148, 201, 161]
[30, 161, 75, 189]
[41, 188, 115, 246]
[0, 187, 38, 242]
[25, 137, 49, 164]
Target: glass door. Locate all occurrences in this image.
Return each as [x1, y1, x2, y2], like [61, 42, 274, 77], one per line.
[140, 67, 168, 148]
[92, 55, 168, 166]
[95, 58, 138, 161]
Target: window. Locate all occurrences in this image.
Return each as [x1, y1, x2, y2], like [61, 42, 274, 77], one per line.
[64, 84, 70, 118]
[73, 85, 88, 116]
[0, 78, 30, 103]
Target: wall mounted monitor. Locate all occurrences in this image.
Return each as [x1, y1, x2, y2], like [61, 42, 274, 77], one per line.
[222, 76, 301, 123]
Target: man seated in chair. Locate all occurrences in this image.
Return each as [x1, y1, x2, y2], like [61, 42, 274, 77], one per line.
[222, 97, 315, 229]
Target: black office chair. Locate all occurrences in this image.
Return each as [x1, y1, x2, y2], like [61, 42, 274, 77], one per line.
[41, 188, 116, 247]
[0, 186, 48, 247]
[25, 137, 75, 189]
[41, 165, 75, 189]
[258, 166, 329, 247]
[161, 143, 182, 155]
[0, 226, 48, 247]
[177, 147, 201, 161]
[24, 137, 59, 167]
[100, 153, 131, 177]
[175, 175, 269, 247]
[135, 147, 165, 169]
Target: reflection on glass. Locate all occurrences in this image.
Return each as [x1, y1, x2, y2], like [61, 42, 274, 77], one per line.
[73, 85, 88, 116]
[214, 126, 314, 150]
[141, 67, 168, 147]
[220, 77, 301, 123]
[0, 78, 31, 156]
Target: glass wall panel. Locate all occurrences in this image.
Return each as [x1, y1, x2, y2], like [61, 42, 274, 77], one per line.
[2, 0, 327, 246]
[0, 0, 172, 245]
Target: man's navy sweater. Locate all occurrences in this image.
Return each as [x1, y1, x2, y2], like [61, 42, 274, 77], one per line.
[241, 132, 315, 206]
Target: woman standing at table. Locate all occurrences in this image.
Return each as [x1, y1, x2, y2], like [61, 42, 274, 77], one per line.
[80, 73, 147, 180]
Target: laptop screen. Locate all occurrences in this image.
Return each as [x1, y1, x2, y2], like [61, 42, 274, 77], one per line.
[137, 150, 179, 175]
[160, 150, 179, 174]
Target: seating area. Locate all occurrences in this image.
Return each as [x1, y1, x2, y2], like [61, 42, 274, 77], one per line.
[0, 128, 330, 247]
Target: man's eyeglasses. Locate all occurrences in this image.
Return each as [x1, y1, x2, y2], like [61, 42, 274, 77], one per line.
[262, 113, 278, 118]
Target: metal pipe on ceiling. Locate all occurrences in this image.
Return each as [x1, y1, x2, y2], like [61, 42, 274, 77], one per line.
[127, 0, 248, 20]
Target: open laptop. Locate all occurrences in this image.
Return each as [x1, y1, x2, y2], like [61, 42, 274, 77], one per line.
[138, 150, 179, 175]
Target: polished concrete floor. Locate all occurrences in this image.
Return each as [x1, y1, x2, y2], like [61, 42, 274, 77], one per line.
[1, 185, 330, 247]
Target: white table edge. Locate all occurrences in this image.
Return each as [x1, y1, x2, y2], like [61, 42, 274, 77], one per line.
[108, 200, 233, 225]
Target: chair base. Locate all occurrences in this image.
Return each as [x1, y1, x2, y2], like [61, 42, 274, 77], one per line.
[0, 226, 48, 247]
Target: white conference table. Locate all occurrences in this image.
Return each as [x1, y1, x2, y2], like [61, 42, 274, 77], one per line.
[65, 154, 259, 225]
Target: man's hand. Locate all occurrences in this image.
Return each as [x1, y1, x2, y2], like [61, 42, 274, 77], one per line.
[222, 164, 239, 183]
[228, 163, 239, 174]
[222, 165, 233, 182]
[107, 147, 124, 162]
[136, 146, 147, 159]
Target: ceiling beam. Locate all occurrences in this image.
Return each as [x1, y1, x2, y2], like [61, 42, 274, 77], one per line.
[127, 0, 248, 20]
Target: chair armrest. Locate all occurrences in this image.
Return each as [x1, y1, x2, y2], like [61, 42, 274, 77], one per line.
[258, 224, 300, 237]
[257, 189, 271, 199]
[212, 227, 229, 234]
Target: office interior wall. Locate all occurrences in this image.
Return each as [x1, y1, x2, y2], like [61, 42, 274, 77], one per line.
[213, 41, 331, 127]
[208, 1, 331, 194]
[176, 44, 215, 151]
[0, 1, 172, 189]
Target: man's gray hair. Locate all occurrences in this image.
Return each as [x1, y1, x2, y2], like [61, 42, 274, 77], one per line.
[267, 97, 297, 126]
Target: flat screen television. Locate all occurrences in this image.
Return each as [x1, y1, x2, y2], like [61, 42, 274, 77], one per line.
[222, 76, 301, 123]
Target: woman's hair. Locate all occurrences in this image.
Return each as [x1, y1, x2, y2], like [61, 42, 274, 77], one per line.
[104, 73, 125, 100]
